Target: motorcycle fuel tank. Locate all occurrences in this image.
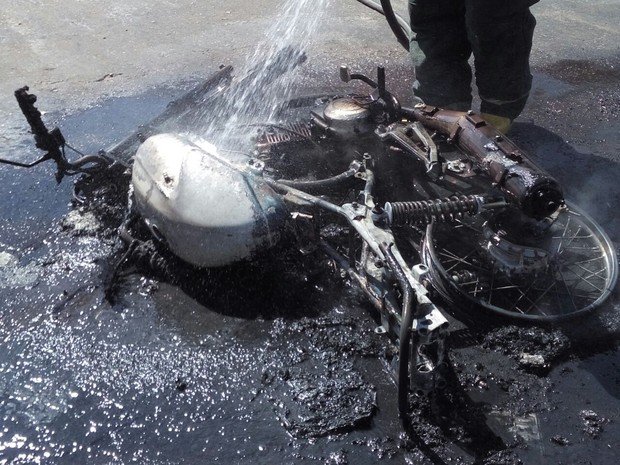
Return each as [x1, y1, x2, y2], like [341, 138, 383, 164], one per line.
[131, 133, 286, 267]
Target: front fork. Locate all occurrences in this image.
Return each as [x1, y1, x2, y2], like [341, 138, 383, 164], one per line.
[268, 164, 450, 418]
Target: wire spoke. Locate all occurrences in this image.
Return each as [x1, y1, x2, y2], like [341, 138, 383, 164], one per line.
[426, 204, 616, 321]
[507, 276, 549, 315]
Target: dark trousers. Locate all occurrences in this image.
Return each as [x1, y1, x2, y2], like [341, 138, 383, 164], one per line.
[409, 0, 539, 120]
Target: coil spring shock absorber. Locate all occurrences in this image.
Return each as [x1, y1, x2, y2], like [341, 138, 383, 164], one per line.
[384, 195, 482, 226]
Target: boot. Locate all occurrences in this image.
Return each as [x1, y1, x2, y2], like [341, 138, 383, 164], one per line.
[480, 113, 512, 134]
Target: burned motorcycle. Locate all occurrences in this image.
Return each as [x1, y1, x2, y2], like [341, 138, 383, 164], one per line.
[4, 63, 617, 419]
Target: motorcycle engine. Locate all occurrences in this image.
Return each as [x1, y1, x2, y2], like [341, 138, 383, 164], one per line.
[314, 97, 375, 138]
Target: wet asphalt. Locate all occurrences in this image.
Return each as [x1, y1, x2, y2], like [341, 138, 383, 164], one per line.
[1, 1, 620, 464]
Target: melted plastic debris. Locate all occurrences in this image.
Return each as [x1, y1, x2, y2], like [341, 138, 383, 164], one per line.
[261, 316, 383, 438]
[551, 434, 571, 446]
[0, 252, 39, 289]
[517, 353, 547, 370]
[580, 409, 610, 438]
[482, 326, 571, 372]
[268, 367, 376, 438]
[60, 210, 101, 236]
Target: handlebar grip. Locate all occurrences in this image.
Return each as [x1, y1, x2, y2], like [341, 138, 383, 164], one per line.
[14, 86, 65, 153]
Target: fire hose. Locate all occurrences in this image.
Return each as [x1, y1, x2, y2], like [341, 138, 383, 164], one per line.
[355, 0, 411, 51]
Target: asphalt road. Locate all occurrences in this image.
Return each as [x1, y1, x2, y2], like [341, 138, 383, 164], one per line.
[1, 1, 620, 464]
[1, 1, 618, 111]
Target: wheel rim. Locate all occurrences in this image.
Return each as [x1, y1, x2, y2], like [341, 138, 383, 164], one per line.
[423, 202, 618, 322]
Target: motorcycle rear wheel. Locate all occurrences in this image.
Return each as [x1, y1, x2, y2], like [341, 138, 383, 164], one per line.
[423, 202, 618, 322]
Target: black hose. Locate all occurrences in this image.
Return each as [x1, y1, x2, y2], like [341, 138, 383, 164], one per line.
[380, 242, 415, 418]
[397, 286, 414, 418]
[380, 0, 410, 51]
[276, 165, 359, 193]
[355, 0, 411, 51]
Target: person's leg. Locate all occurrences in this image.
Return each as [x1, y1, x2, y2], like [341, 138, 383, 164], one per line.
[409, 0, 472, 110]
[465, 1, 538, 124]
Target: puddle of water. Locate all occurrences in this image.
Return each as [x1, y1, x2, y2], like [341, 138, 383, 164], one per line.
[531, 71, 573, 99]
[541, 58, 620, 85]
